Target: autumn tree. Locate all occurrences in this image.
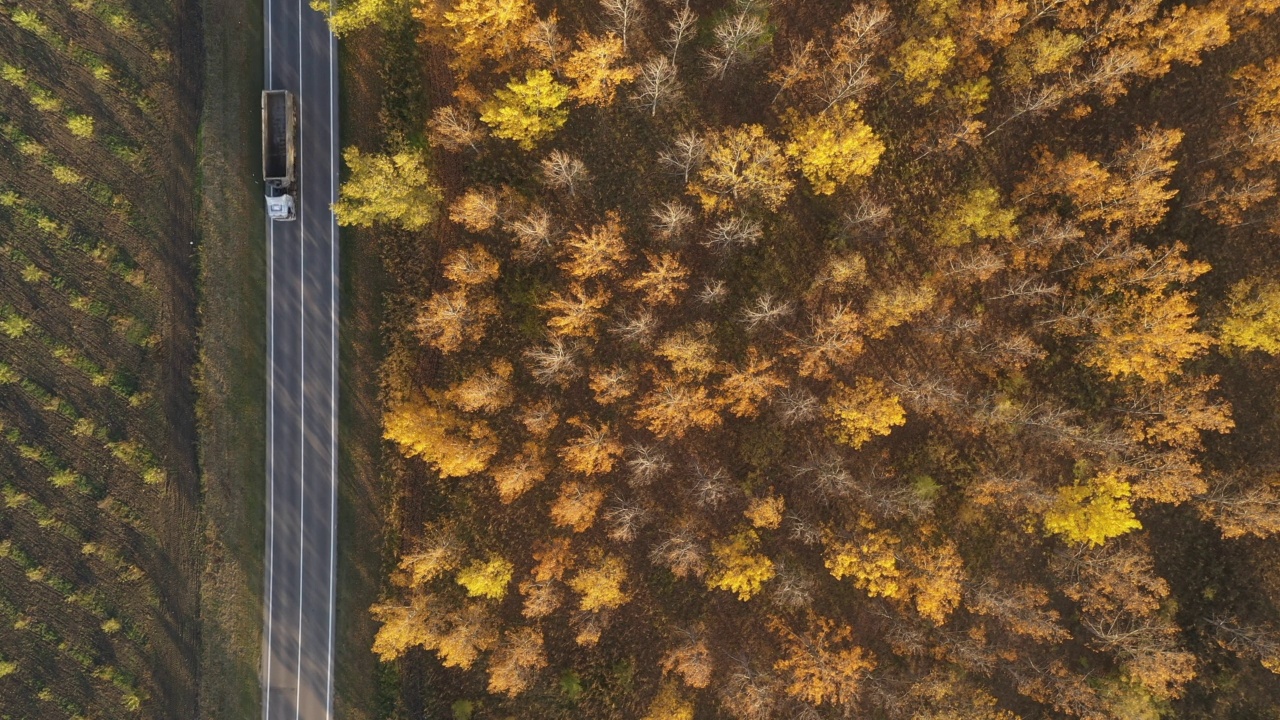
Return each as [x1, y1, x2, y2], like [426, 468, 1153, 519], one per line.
[1085, 285, 1212, 384]
[902, 539, 966, 625]
[568, 553, 630, 611]
[383, 393, 499, 477]
[1220, 278, 1280, 354]
[558, 419, 623, 475]
[414, 287, 499, 354]
[824, 520, 903, 600]
[769, 612, 875, 706]
[720, 350, 787, 418]
[416, 0, 537, 73]
[316, 0, 413, 35]
[445, 359, 514, 414]
[334, 147, 442, 230]
[628, 252, 689, 306]
[1043, 469, 1142, 546]
[560, 212, 629, 279]
[635, 380, 724, 438]
[824, 377, 907, 449]
[487, 627, 547, 696]
[706, 529, 775, 600]
[480, 69, 571, 149]
[563, 32, 637, 106]
[691, 124, 794, 212]
[662, 632, 714, 688]
[550, 480, 606, 532]
[490, 444, 548, 502]
[784, 102, 884, 195]
[456, 554, 514, 599]
[642, 683, 696, 720]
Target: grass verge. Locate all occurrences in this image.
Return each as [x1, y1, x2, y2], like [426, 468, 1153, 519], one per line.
[333, 34, 398, 720]
[194, 0, 267, 716]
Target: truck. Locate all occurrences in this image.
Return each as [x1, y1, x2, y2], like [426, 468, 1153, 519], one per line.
[262, 89, 297, 221]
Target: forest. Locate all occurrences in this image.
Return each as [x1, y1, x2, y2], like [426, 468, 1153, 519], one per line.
[326, 0, 1280, 717]
[0, 0, 201, 717]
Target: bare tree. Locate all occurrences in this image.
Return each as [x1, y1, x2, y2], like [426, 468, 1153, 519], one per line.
[627, 444, 671, 486]
[601, 0, 644, 50]
[703, 215, 762, 252]
[605, 499, 649, 542]
[609, 309, 657, 343]
[666, 2, 697, 62]
[769, 561, 815, 609]
[427, 106, 484, 152]
[703, 3, 768, 80]
[946, 247, 1006, 280]
[508, 206, 558, 261]
[987, 84, 1068, 138]
[697, 280, 728, 305]
[658, 131, 706, 182]
[818, 52, 876, 110]
[740, 292, 792, 330]
[650, 528, 707, 578]
[1209, 615, 1280, 667]
[651, 199, 695, 240]
[841, 195, 890, 230]
[540, 150, 590, 196]
[775, 387, 819, 426]
[986, 276, 1061, 304]
[525, 15, 567, 66]
[784, 514, 822, 546]
[525, 338, 579, 384]
[633, 56, 681, 115]
[692, 462, 733, 508]
[791, 450, 858, 499]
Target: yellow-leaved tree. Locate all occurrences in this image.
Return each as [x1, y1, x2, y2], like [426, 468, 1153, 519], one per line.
[823, 521, 903, 599]
[480, 69, 570, 150]
[334, 147, 442, 230]
[383, 393, 498, 477]
[931, 186, 1018, 246]
[1220, 278, 1280, 355]
[416, 0, 537, 73]
[784, 102, 884, 195]
[691, 124, 794, 213]
[892, 35, 956, 105]
[314, 0, 411, 35]
[902, 540, 966, 625]
[455, 555, 514, 600]
[1044, 469, 1143, 546]
[1085, 287, 1212, 384]
[706, 529, 775, 601]
[641, 682, 695, 720]
[824, 377, 906, 449]
[567, 553, 630, 611]
[562, 32, 637, 106]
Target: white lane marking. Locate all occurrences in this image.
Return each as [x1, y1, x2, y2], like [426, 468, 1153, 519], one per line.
[295, 0, 307, 715]
[264, 0, 276, 717]
[325, 5, 338, 718]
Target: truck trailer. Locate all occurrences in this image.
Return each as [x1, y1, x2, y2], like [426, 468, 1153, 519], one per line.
[262, 89, 297, 222]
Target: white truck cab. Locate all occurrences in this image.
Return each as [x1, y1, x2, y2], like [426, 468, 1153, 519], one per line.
[265, 187, 296, 222]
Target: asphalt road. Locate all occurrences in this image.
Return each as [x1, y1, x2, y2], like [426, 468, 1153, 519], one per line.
[261, 0, 339, 718]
